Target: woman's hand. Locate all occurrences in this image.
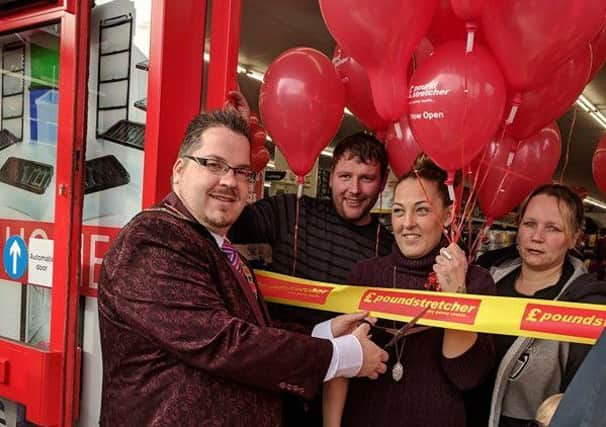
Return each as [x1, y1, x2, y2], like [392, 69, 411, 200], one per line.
[433, 243, 468, 293]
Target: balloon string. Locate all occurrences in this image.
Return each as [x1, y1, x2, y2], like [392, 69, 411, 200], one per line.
[484, 141, 523, 214]
[469, 220, 492, 262]
[456, 168, 474, 236]
[457, 119, 511, 239]
[457, 165, 481, 238]
[450, 45, 473, 241]
[375, 188, 384, 256]
[413, 168, 453, 245]
[451, 178, 466, 243]
[291, 184, 303, 276]
[558, 104, 578, 183]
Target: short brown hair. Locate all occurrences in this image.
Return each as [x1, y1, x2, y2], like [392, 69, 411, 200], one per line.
[331, 132, 388, 181]
[397, 154, 457, 207]
[178, 110, 250, 157]
[518, 184, 585, 234]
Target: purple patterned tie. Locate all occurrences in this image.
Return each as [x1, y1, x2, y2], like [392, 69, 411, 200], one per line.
[222, 238, 257, 296]
[222, 238, 243, 273]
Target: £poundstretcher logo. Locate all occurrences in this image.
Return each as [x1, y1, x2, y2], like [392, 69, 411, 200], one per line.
[521, 304, 606, 339]
[259, 275, 334, 304]
[358, 290, 481, 325]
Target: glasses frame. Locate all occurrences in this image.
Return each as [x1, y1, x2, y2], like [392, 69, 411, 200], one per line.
[184, 155, 256, 183]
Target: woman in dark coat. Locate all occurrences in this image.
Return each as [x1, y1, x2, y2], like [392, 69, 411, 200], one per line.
[323, 156, 496, 427]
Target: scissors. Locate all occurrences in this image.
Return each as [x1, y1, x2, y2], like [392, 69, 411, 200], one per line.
[379, 307, 431, 348]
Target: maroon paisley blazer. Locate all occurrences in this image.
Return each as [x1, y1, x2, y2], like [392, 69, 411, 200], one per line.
[98, 193, 333, 427]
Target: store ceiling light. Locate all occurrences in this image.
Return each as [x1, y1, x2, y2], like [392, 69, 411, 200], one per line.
[576, 94, 606, 129]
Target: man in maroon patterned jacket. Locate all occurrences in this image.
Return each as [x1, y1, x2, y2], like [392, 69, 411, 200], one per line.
[98, 109, 388, 426]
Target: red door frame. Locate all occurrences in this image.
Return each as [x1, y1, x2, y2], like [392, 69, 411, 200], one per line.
[142, 0, 207, 207]
[0, 0, 89, 425]
[205, 0, 242, 111]
[0, 0, 244, 424]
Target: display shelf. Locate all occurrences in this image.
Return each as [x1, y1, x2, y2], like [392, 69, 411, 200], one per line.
[98, 119, 145, 150]
[84, 154, 130, 194]
[0, 156, 53, 194]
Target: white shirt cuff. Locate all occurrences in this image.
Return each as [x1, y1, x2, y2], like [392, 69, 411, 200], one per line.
[311, 319, 334, 340]
[323, 335, 363, 381]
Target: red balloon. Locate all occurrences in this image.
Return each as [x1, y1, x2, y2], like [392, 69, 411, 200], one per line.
[593, 135, 606, 195]
[482, 0, 606, 91]
[451, 0, 486, 22]
[384, 116, 422, 177]
[408, 41, 506, 175]
[259, 48, 345, 179]
[410, 38, 434, 72]
[507, 45, 592, 140]
[251, 145, 270, 174]
[589, 22, 606, 82]
[333, 47, 389, 132]
[320, 0, 438, 122]
[249, 114, 270, 173]
[475, 123, 561, 219]
[427, 0, 467, 45]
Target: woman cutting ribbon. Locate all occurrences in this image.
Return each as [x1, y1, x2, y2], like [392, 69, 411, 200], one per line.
[323, 155, 496, 427]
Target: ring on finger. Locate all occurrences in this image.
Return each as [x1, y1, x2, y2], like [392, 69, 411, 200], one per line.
[440, 248, 453, 261]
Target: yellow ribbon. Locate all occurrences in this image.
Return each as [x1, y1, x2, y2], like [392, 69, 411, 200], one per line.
[256, 270, 606, 344]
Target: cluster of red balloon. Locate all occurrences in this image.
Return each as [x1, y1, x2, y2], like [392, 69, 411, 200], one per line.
[259, 0, 606, 226]
[248, 114, 271, 173]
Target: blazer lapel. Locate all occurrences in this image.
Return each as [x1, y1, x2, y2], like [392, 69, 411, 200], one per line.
[227, 259, 267, 326]
[160, 192, 267, 326]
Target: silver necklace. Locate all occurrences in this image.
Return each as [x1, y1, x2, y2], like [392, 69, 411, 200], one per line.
[391, 266, 406, 382]
[392, 334, 407, 382]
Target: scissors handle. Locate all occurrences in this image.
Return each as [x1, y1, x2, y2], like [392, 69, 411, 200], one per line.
[384, 307, 430, 348]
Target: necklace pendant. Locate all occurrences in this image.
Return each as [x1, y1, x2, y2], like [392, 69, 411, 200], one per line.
[392, 362, 404, 382]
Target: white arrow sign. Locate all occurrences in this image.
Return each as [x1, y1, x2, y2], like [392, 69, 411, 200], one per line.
[9, 239, 21, 275]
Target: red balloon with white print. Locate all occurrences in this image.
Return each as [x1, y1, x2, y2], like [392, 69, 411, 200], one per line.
[408, 41, 506, 178]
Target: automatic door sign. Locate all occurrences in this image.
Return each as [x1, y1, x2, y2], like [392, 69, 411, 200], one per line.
[3, 235, 27, 280]
[28, 238, 54, 288]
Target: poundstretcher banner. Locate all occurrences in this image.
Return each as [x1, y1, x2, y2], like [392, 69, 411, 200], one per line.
[256, 270, 606, 345]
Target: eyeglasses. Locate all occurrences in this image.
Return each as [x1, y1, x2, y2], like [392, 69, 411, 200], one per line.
[184, 155, 256, 183]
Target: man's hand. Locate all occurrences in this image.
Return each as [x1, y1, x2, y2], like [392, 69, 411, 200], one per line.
[331, 311, 376, 337]
[352, 323, 388, 380]
[433, 242, 468, 293]
[224, 90, 251, 122]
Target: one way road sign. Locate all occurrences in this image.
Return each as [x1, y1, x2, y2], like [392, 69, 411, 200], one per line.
[3, 235, 27, 280]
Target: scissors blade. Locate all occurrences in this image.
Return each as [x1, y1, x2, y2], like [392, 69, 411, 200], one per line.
[384, 307, 430, 348]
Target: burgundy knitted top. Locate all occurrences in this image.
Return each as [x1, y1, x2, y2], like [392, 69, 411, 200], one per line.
[341, 242, 496, 427]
